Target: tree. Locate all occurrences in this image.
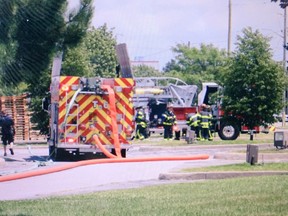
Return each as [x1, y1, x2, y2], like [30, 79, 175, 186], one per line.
[0, 0, 93, 87]
[83, 24, 118, 78]
[0, 0, 94, 134]
[61, 24, 119, 78]
[132, 65, 162, 77]
[163, 43, 228, 87]
[271, 0, 288, 9]
[61, 45, 94, 77]
[222, 27, 285, 139]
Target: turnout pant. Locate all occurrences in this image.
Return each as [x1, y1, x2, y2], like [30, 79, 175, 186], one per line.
[164, 125, 173, 139]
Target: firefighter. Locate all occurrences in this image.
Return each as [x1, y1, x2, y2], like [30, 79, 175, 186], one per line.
[186, 111, 201, 140]
[206, 105, 214, 140]
[162, 104, 177, 140]
[0, 111, 15, 156]
[200, 104, 213, 141]
[135, 106, 148, 140]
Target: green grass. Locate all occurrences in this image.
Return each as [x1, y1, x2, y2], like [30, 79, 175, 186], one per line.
[182, 162, 288, 172]
[134, 131, 274, 146]
[1, 176, 288, 215]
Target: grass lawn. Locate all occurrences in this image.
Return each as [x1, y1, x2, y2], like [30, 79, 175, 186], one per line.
[135, 130, 276, 146]
[182, 162, 288, 172]
[1, 175, 288, 216]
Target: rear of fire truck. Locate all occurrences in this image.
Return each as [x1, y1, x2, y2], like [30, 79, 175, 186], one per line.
[48, 75, 135, 161]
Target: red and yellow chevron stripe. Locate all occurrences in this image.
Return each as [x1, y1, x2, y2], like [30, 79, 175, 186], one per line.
[57, 76, 134, 146]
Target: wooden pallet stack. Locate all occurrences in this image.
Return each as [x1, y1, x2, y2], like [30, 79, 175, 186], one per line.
[0, 95, 45, 141]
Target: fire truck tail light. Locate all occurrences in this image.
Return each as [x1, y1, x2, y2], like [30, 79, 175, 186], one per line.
[67, 138, 75, 143]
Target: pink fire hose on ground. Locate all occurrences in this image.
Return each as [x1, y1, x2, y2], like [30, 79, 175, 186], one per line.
[0, 154, 209, 182]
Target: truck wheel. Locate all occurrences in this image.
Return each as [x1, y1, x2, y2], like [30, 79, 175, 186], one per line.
[121, 149, 126, 158]
[218, 121, 240, 140]
[49, 145, 56, 160]
[111, 149, 127, 158]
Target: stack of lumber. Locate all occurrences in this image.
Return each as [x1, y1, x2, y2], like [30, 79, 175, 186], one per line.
[0, 95, 45, 141]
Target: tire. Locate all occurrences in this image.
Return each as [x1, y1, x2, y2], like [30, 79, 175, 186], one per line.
[121, 149, 126, 158]
[111, 149, 127, 158]
[218, 121, 240, 140]
[48, 145, 56, 160]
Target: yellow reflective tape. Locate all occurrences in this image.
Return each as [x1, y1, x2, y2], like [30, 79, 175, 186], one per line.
[116, 102, 133, 122]
[135, 88, 164, 95]
[115, 78, 134, 87]
[269, 126, 276, 132]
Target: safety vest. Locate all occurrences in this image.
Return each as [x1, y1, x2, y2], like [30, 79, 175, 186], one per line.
[162, 111, 177, 126]
[200, 110, 211, 129]
[135, 110, 147, 128]
[187, 113, 201, 127]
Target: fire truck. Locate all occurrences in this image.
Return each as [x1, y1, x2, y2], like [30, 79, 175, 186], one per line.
[45, 75, 135, 161]
[116, 43, 268, 141]
[133, 78, 269, 140]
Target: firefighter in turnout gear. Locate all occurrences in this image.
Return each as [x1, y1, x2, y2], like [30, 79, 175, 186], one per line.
[186, 111, 201, 140]
[206, 105, 214, 140]
[162, 104, 177, 140]
[200, 104, 213, 141]
[135, 106, 148, 140]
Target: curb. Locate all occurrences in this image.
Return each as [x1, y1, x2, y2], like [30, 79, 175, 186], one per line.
[159, 171, 288, 181]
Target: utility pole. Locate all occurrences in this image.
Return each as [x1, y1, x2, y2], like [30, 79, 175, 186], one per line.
[272, 0, 288, 127]
[282, 7, 287, 126]
[227, 0, 232, 56]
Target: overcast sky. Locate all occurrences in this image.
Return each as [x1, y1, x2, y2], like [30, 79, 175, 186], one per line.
[71, 0, 285, 70]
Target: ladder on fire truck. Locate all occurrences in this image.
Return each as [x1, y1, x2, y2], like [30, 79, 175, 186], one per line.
[133, 77, 198, 108]
[64, 103, 79, 144]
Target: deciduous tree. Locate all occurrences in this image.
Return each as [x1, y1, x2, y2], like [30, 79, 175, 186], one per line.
[163, 43, 228, 87]
[222, 27, 285, 139]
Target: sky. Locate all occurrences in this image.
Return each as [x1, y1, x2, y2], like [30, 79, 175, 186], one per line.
[70, 0, 285, 70]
